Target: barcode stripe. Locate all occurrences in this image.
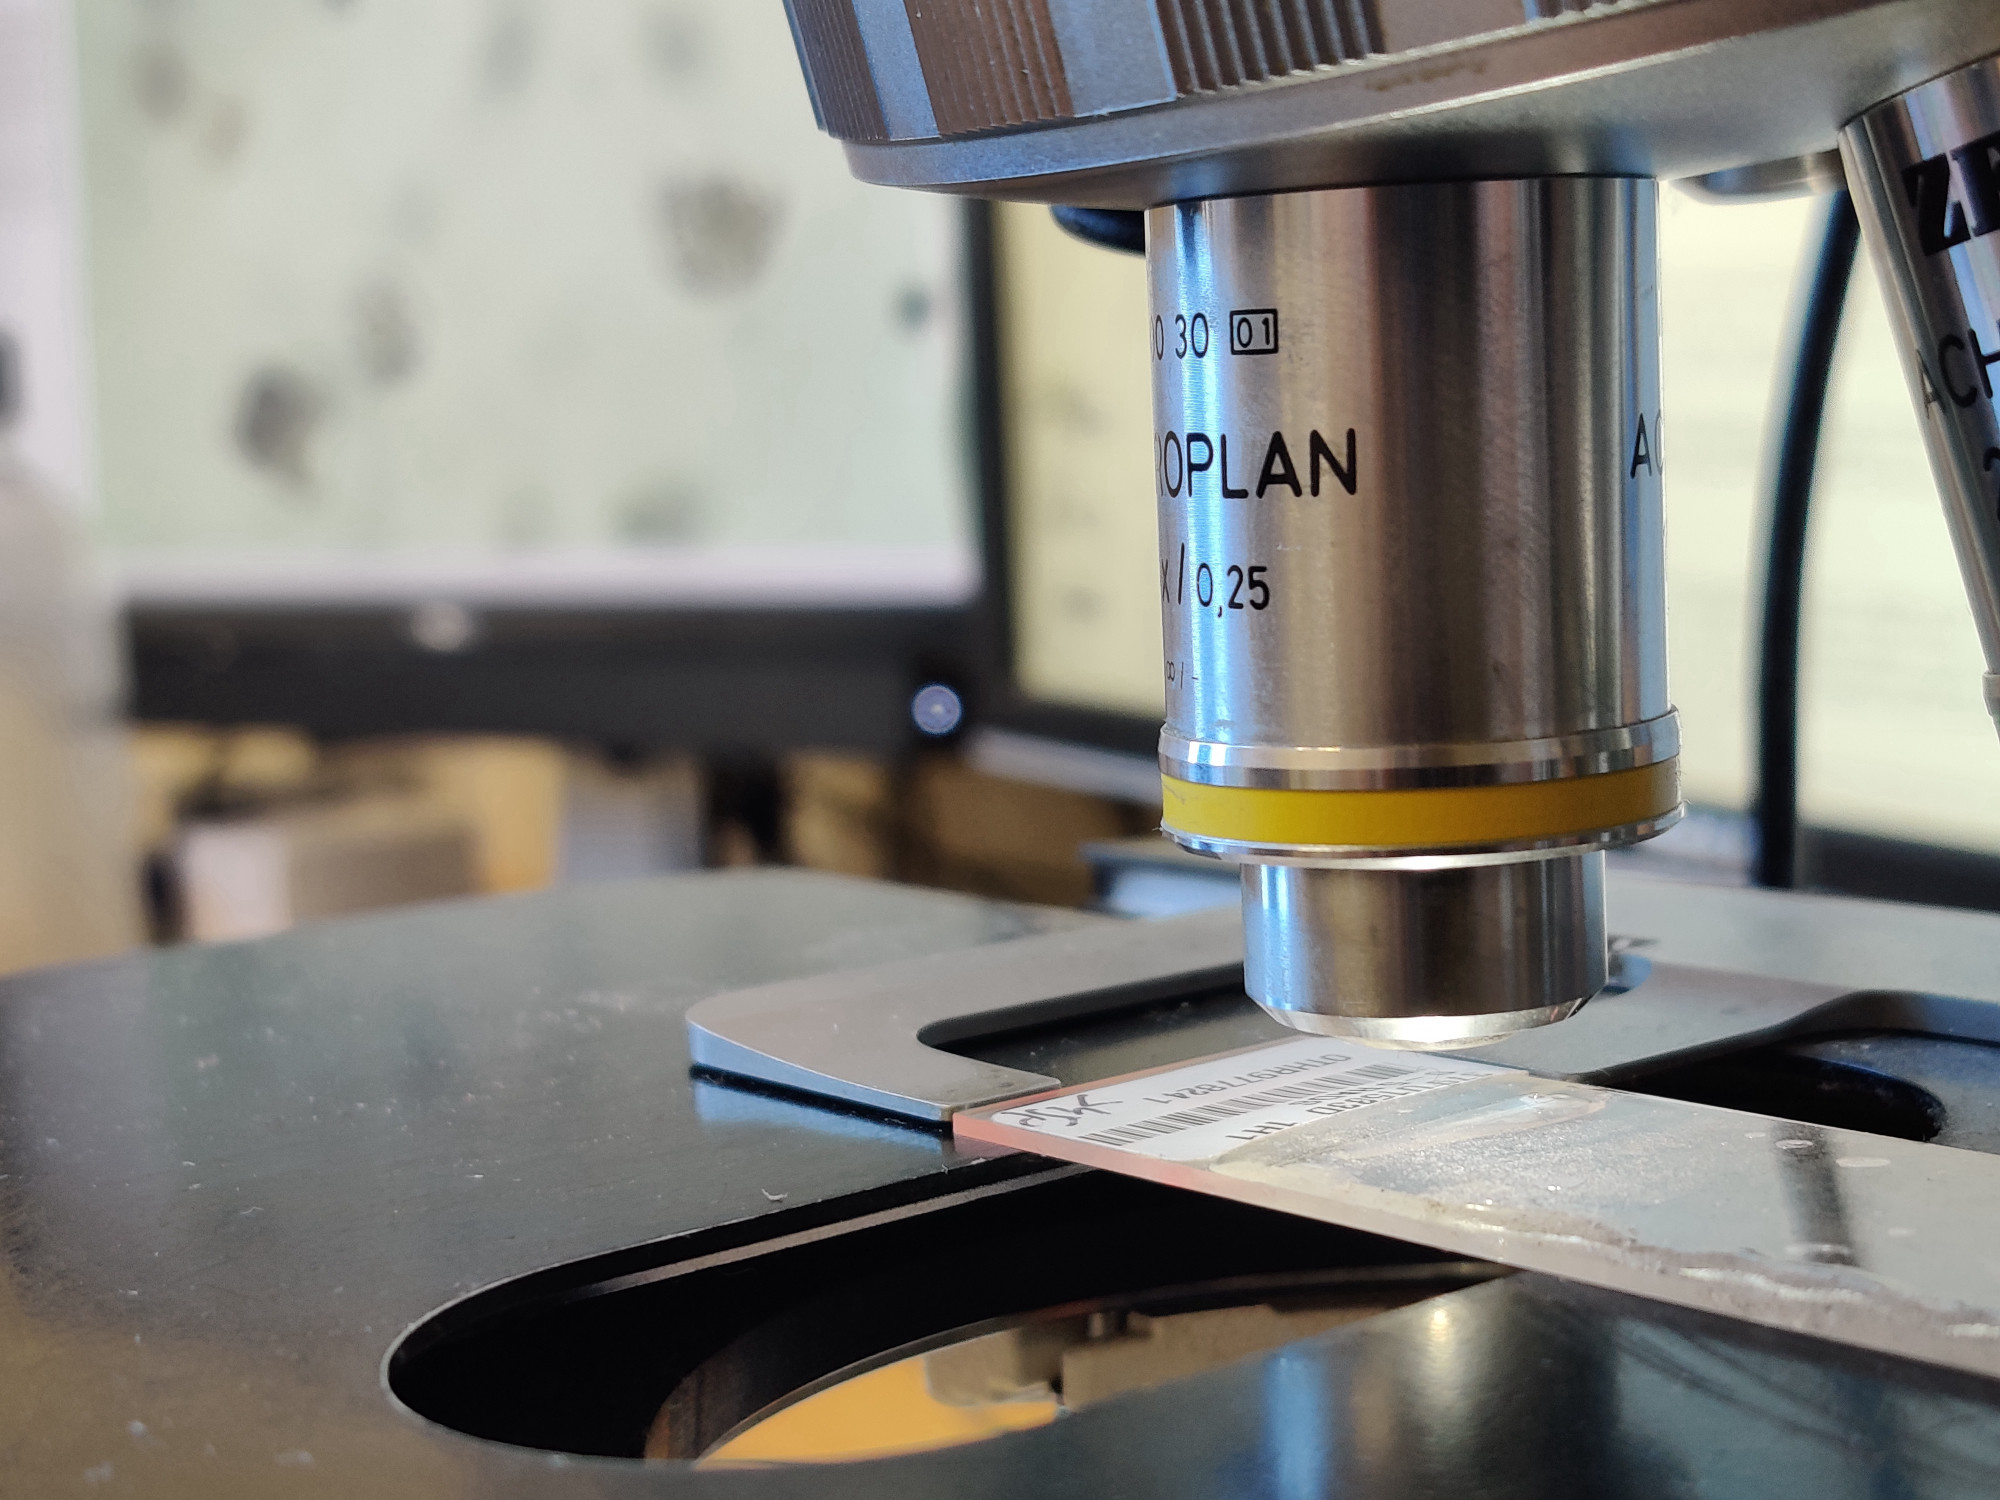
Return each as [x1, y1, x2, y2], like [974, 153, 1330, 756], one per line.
[1065, 1063, 1466, 1146]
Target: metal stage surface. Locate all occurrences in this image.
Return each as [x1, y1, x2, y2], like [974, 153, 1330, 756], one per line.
[5, 867, 2000, 1495]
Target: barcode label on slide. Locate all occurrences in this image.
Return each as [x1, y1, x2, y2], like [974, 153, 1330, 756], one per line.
[983, 1038, 1512, 1162]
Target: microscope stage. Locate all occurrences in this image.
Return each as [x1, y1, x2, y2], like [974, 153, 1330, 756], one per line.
[5, 867, 2000, 1493]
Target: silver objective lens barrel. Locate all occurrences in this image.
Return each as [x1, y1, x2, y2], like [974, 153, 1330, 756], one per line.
[1147, 178, 1680, 1047]
[1845, 53, 2000, 733]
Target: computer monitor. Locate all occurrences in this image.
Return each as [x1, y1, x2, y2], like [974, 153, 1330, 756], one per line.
[88, 1, 978, 752]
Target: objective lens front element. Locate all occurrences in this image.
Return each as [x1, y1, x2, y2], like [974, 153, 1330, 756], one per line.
[1241, 856, 1606, 1049]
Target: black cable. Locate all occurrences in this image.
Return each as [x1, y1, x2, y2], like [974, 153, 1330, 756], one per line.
[1755, 189, 1860, 889]
[1050, 205, 1145, 255]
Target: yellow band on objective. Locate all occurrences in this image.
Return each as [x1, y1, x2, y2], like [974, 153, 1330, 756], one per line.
[1162, 758, 1680, 849]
